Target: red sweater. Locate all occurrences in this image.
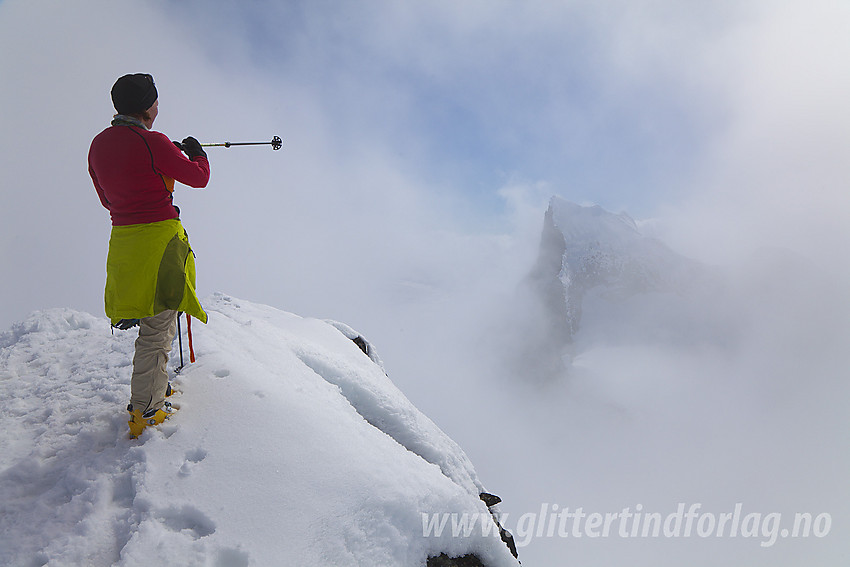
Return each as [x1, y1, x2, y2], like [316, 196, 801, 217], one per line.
[88, 125, 210, 226]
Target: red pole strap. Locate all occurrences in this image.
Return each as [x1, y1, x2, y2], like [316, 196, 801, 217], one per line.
[187, 314, 196, 363]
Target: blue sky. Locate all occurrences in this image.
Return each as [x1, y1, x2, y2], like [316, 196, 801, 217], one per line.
[160, 0, 723, 217]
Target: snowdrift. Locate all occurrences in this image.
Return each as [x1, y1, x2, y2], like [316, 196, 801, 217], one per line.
[0, 293, 518, 566]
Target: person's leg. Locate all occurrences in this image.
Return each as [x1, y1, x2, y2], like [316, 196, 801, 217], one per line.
[130, 309, 178, 414]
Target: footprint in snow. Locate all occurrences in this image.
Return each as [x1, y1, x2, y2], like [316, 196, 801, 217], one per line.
[179, 447, 208, 476]
[155, 504, 216, 539]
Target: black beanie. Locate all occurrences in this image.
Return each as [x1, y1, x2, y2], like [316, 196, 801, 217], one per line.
[111, 73, 158, 115]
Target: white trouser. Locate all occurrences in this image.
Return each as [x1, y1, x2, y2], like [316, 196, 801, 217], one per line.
[130, 309, 178, 413]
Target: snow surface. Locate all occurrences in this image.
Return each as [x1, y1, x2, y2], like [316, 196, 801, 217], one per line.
[0, 294, 518, 566]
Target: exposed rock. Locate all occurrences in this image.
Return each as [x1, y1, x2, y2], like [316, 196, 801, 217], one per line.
[479, 493, 518, 559]
[426, 553, 487, 567]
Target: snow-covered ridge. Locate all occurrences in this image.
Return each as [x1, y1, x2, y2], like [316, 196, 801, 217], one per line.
[0, 295, 518, 566]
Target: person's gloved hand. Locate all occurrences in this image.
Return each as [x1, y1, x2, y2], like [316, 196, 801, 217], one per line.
[180, 136, 207, 159]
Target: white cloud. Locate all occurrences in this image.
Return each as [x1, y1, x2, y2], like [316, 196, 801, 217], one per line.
[652, 1, 850, 273]
[0, 0, 194, 324]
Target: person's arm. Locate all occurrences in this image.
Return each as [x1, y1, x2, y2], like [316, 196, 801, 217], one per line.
[149, 131, 210, 189]
[88, 154, 111, 210]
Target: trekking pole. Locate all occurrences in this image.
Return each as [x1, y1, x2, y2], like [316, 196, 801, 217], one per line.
[187, 314, 196, 363]
[176, 313, 185, 373]
[200, 136, 282, 150]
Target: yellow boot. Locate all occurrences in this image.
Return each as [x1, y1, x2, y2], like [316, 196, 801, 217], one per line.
[128, 401, 175, 438]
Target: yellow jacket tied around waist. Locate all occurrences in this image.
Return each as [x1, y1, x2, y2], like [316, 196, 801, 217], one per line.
[105, 219, 207, 325]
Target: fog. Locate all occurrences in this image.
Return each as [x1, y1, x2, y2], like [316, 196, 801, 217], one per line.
[1, 1, 848, 565]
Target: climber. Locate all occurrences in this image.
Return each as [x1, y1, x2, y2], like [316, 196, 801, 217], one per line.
[87, 73, 210, 437]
